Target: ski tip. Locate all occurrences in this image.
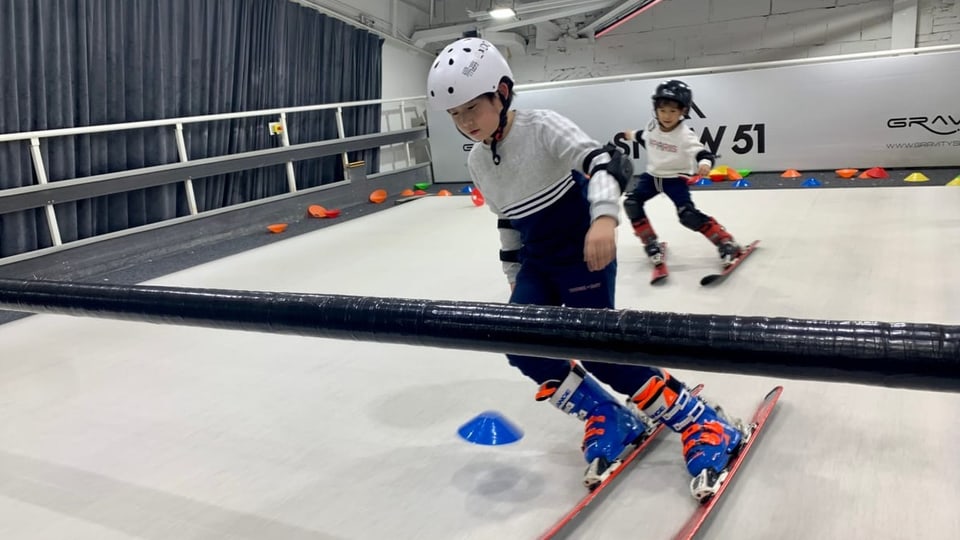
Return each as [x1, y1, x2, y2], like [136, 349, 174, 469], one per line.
[699, 274, 720, 286]
[700, 239, 761, 286]
[764, 386, 784, 400]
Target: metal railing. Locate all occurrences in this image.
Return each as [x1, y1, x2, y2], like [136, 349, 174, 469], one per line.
[0, 96, 429, 254]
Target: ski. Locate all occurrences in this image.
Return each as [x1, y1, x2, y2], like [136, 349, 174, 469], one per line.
[394, 193, 434, 205]
[650, 242, 669, 285]
[672, 385, 784, 540]
[699, 240, 760, 286]
[538, 384, 704, 540]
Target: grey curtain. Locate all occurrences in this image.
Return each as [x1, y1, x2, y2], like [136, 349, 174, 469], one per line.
[0, 0, 382, 258]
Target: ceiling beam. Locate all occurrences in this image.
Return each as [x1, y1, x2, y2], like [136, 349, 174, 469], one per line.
[297, 0, 434, 57]
[580, 0, 664, 38]
[412, 0, 617, 48]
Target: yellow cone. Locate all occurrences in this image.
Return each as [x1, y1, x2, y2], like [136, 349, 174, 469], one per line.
[708, 165, 730, 181]
[947, 176, 960, 186]
[904, 172, 929, 182]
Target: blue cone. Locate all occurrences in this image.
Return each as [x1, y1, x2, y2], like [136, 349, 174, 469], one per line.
[460, 185, 474, 193]
[695, 177, 714, 186]
[457, 411, 524, 446]
[802, 177, 822, 187]
[732, 179, 752, 188]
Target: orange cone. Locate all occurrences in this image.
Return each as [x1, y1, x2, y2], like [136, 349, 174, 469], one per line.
[267, 223, 288, 234]
[369, 189, 388, 204]
[307, 205, 327, 218]
[781, 169, 802, 178]
[835, 169, 858, 178]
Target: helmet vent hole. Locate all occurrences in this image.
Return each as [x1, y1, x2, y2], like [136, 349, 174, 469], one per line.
[448, 58, 454, 65]
[447, 87, 454, 94]
[430, 91, 435, 97]
[462, 47, 472, 52]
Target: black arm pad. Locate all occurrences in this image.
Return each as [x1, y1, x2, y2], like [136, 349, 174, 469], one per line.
[586, 143, 633, 192]
[499, 249, 520, 263]
[695, 149, 715, 164]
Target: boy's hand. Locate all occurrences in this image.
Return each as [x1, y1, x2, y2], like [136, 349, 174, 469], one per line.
[584, 216, 618, 271]
[698, 163, 711, 177]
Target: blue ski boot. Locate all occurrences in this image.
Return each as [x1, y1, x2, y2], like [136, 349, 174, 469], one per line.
[630, 368, 746, 501]
[537, 363, 654, 490]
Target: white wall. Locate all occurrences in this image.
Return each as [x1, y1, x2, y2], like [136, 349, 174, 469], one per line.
[381, 43, 432, 100]
[306, 0, 426, 38]
[428, 49, 960, 183]
[920, 0, 960, 44]
[509, 0, 960, 83]
[299, 1, 434, 172]
[379, 42, 433, 171]
[424, 0, 473, 26]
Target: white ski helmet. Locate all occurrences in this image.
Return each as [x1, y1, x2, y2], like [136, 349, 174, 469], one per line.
[426, 37, 513, 111]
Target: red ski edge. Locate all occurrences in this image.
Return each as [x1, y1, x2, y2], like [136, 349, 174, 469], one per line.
[538, 384, 705, 540]
[672, 386, 784, 540]
[699, 239, 760, 286]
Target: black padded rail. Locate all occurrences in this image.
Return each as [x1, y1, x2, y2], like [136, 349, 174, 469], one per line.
[0, 278, 957, 393]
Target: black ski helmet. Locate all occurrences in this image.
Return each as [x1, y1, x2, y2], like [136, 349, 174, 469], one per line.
[652, 79, 692, 108]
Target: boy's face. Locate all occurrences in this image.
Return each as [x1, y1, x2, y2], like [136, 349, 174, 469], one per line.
[447, 94, 502, 142]
[655, 101, 686, 131]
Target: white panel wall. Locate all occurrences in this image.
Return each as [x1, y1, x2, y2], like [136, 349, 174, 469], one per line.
[427, 49, 960, 183]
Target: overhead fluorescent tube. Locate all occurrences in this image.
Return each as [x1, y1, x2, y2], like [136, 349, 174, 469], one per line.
[488, 8, 517, 19]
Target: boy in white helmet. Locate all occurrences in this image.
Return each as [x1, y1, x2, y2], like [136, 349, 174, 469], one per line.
[427, 38, 744, 499]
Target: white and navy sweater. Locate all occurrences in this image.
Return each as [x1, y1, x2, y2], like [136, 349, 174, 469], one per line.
[467, 109, 621, 284]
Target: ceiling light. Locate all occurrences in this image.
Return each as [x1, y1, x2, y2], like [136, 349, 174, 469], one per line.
[488, 8, 517, 19]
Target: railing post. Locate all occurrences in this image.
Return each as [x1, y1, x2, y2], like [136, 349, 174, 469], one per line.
[399, 100, 412, 167]
[174, 123, 199, 215]
[279, 112, 298, 192]
[335, 106, 349, 174]
[28, 138, 63, 246]
[381, 109, 394, 172]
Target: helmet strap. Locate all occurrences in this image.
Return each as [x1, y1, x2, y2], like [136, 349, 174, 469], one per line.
[490, 85, 513, 166]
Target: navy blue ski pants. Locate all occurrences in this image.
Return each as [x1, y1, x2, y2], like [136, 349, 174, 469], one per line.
[506, 259, 662, 397]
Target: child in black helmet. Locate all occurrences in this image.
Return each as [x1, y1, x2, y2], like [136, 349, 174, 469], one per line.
[620, 79, 744, 271]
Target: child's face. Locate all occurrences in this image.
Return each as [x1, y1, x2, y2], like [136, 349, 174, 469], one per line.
[447, 94, 502, 142]
[655, 102, 686, 131]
